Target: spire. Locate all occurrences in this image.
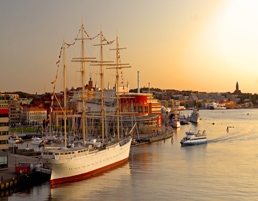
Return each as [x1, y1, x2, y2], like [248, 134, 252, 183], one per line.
[233, 81, 241, 95]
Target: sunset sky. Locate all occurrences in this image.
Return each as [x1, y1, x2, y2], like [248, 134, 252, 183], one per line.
[1, 0, 258, 94]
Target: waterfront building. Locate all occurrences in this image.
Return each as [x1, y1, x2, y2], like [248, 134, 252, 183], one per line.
[0, 107, 9, 169]
[120, 93, 162, 134]
[21, 107, 47, 125]
[8, 99, 23, 127]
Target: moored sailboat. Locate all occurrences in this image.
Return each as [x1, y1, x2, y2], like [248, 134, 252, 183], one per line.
[41, 23, 132, 185]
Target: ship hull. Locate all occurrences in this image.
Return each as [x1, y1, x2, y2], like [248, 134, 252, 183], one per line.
[180, 139, 207, 146]
[43, 137, 132, 185]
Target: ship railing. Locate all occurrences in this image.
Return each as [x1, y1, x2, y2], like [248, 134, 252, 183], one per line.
[119, 136, 131, 146]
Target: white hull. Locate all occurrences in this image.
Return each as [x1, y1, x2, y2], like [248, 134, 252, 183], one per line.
[189, 116, 200, 123]
[31, 137, 43, 145]
[171, 121, 180, 128]
[180, 130, 207, 146]
[189, 109, 200, 123]
[42, 137, 132, 185]
[180, 138, 207, 146]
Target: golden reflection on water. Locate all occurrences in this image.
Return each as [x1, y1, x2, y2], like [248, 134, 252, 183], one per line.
[8, 109, 258, 200]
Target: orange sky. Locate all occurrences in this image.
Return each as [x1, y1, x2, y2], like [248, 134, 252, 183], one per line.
[1, 0, 258, 94]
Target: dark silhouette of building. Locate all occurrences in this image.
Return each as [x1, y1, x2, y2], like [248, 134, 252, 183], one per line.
[233, 82, 241, 95]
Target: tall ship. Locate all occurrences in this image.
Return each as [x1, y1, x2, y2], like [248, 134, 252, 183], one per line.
[41, 23, 132, 185]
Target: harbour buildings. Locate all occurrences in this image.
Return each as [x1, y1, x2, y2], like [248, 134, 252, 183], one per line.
[0, 106, 9, 169]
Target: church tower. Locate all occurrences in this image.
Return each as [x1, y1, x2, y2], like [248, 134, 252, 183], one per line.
[233, 81, 241, 95]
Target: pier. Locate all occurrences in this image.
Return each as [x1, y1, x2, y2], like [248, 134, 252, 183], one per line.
[0, 153, 50, 196]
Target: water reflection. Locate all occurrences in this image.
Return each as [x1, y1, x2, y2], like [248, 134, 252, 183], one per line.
[49, 162, 131, 201]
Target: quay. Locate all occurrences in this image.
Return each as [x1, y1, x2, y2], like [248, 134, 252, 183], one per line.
[0, 152, 50, 197]
[132, 127, 174, 146]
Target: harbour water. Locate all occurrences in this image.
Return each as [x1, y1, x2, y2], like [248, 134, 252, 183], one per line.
[5, 109, 258, 201]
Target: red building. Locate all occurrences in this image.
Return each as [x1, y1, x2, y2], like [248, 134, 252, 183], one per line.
[120, 93, 162, 134]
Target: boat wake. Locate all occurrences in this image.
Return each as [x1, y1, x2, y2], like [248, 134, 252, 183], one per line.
[208, 131, 258, 144]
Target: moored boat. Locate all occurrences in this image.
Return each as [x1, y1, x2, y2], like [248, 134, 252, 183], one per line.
[171, 119, 180, 128]
[31, 137, 44, 145]
[208, 102, 227, 110]
[168, 110, 180, 128]
[189, 108, 200, 124]
[180, 115, 189, 125]
[8, 136, 24, 144]
[180, 130, 207, 146]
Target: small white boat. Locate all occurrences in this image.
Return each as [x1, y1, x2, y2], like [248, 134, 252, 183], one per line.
[168, 110, 180, 128]
[171, 119, 180, 128]
[31, 137, 44, 145]
[8, 136, 24, 144]
[180, 130, 207, 146]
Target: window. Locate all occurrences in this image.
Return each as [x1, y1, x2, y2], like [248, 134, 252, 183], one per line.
[138, 106, 143, 113]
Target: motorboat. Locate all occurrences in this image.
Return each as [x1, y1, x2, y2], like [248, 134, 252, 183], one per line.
[180, 115, 189, 125]
[31, 137, 44, 145]
[8, 136, 24, 144]
[168, 110, 180, 128]
[180, 130, 207, 146]
[171, 119, 180, 128]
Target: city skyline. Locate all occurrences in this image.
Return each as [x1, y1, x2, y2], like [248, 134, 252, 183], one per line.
[1, 0, 258, 94]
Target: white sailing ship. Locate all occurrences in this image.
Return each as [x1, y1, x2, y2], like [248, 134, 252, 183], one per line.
[41, 23, 132, 185]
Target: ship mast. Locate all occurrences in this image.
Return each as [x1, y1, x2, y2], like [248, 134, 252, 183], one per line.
[100, 28, 105, 143]
[108, 35, 131, 139]
[91, 26, 114, 143]
[72, 22, 96, 146]
[63, 40, 67, 148]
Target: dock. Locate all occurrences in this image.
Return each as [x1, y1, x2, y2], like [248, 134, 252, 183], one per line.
[132, 128, 173, 145]
[0, 153, 50, 197]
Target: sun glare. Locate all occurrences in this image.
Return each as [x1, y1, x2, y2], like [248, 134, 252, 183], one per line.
[214, 0, 258, 67]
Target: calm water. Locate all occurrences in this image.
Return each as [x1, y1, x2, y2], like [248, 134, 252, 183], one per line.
[5, 109, 258, 201]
